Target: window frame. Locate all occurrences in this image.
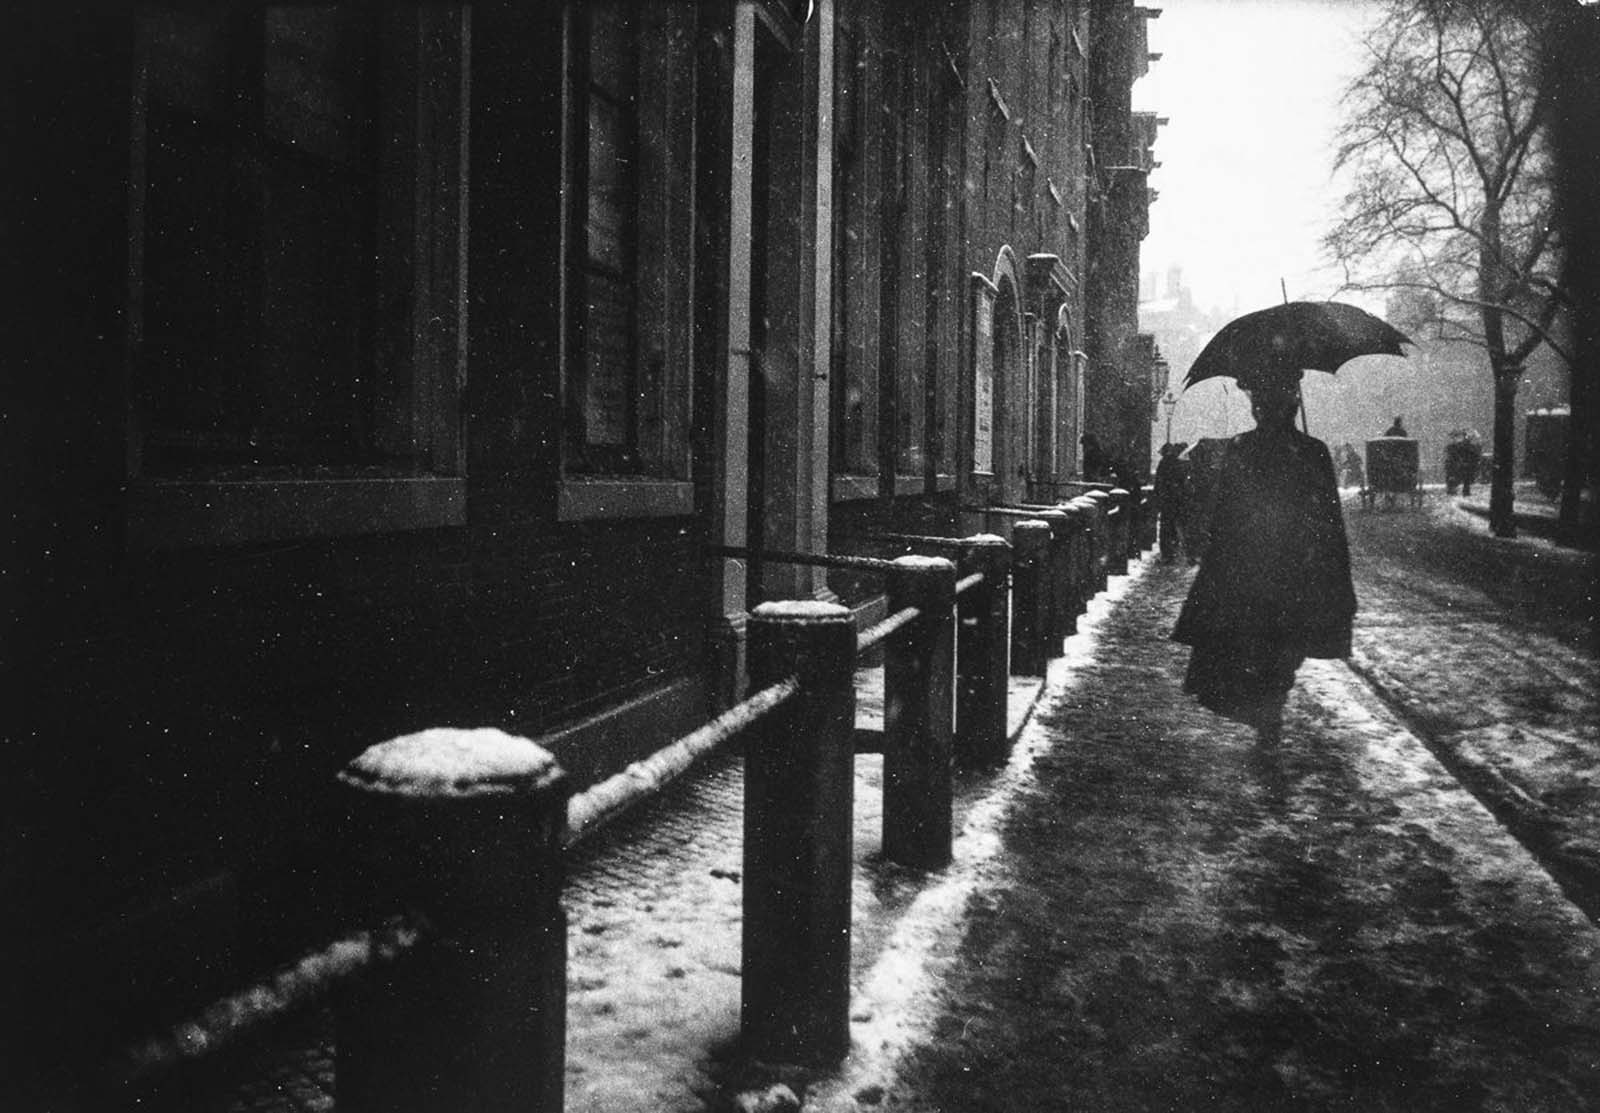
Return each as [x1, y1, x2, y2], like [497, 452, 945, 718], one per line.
[124, 3, 470, 550]
[555, 2, 695, 520]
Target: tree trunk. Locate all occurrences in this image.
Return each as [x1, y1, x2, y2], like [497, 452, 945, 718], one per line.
[1479, 204, 1519, 539]
[1559, 354, 1589, 541]
[1489, 368, 1520, 538]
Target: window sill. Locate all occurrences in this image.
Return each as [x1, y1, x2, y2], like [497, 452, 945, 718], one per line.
[128, 475, 467, 550]
[831, 474, 880, 503]
[557, 477, 695, 521]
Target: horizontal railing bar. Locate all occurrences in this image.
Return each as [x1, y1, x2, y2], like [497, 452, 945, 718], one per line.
[855, 532, 969, 549]
[858, 603, 921, 652]
[566, 674, 802, 844]
[963, 505, 1063, 518]
[853, 726, 885, 754]
[707, 545, 898, 574]
[955, 571, 984, 596]
[114, 914, 427, 1087]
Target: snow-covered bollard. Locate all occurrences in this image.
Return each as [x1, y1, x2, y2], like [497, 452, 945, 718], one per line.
[1010, 520, 1052, 676]
[884, 556, 957, 870]
[1078, 492, 1111, 590]
[334, 727, 570, 1113]
[1031, 507, 1074, 643]
[1106, 487, 1131, 574]
[955, 534, 1011, 766]
[743, 601, 857, 1064]
[1060, 501, 1094, 619]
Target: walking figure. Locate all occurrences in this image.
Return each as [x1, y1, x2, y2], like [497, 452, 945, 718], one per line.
[1154, 443, 1191, 563]
[1173, 371, 1356, 745]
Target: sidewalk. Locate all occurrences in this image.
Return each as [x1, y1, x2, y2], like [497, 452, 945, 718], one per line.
[806, 554, 1600, 1111]
[1454, 481, 1597, 548]
[191, 605, 1060, 1113]
[186, 548, 1600, 1111]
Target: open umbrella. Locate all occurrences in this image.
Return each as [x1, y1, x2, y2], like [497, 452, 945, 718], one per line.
[1183, 301, 1411, 390]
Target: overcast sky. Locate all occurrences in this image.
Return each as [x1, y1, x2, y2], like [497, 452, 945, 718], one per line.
[1135, 0, 1379, 315]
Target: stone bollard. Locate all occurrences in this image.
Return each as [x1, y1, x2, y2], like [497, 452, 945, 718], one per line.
[954, 534, 1011, 766]
[1062, 501, 1094, 618]
[1009, 520, 1052, 676]
[883, 555, 957, 870]
[336, 727, 570, 1113]
[744, 601, 857, 1064]
[1105, 488, 1131, 574]
[1034, 509, 1074, 644]
[1080, 492, 1111, 590]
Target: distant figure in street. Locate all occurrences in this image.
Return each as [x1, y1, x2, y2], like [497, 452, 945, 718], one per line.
[1444, 432, 1483, 497]
[1081, 433, 1111, 482]
[1154, 443, 1191, 563]
[1383, 416, 1409, 437]
[1339, 442, 1365, 490]
[1173, 371, 1356, 745]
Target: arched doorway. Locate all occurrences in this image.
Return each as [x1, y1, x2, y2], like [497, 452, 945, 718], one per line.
[990, 251, 1026, 505]
[1055, 303, 1083, 479]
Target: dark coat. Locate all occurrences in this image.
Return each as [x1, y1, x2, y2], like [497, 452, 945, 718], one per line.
[1173, 426, 1356, 660]
[1155, 453, 1189, 512]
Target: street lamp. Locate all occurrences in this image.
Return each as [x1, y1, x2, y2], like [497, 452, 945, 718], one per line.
[1162, 390, 1178, 445]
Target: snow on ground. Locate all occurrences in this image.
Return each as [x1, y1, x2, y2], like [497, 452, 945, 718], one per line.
[804, 570, 1148, 1112]
[563, 493, 1597, 1110]
[560, 564, 1148, 1113]
[1342, 490, 1600, 915]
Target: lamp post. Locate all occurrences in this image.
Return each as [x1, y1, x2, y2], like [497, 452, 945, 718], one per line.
[1162, 391, 1177, 445]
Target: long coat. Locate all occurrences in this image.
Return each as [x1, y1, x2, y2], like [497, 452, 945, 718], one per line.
[1173, 427, 1356, 661]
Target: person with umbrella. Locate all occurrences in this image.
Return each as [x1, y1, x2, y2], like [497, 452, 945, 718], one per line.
[1171, 301, 1405, 744]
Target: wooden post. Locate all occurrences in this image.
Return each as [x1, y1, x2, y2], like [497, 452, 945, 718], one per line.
[1010, 520, 1051, 676]
[1061, 501, 1093, 620]
[883, 555, 957, 869]
[336, 728, 570, 1113]
[1081, 491, 1111, 589]
[744, 600, 857, 1064]
[1106, 488, 1130, 574]
[955, 534, 1011, 766]
[1033, 508, 1073, 643]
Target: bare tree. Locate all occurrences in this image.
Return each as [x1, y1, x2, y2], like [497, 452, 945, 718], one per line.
[1324, 0, 1572, 537]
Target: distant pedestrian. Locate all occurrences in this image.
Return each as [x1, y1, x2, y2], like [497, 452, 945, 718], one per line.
[1383, 415, 1408, 437]
[1339, 442, 1365, 490]
[1081, 433, 1111, 482]
[1448, 433, 1482, 497]
[1172, 371, 1356, 745]
[1154, 443, 1190, 562]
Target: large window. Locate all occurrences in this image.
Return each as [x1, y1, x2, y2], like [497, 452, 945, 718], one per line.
[128, 4, 468, 546]
[562, 2, 695, 501]
[569, 4, 641, 471]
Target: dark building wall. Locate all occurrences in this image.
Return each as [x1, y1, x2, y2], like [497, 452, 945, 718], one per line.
[7, 0, 1154, 1078]
[826, 0, 1096, 573]
[9, 1, 731, 1066]
[1084, 0, 1157, 478]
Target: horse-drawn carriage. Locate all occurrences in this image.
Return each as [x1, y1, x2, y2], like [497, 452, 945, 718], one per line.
[1360, 436, 1421, 510]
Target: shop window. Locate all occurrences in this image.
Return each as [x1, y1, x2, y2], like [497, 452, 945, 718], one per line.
[128, 3, 468, 547]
